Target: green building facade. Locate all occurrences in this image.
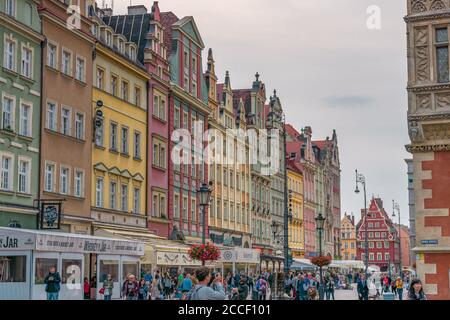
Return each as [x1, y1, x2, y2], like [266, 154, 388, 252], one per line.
[0, 0, 43, 229]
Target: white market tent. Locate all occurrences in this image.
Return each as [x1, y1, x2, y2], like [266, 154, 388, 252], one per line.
[290, 258, 316, 271]
[327, 260, 365, 269]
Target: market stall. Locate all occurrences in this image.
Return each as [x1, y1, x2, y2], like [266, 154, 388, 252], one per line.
[290, 258, 316, 271]
[0, 227, 144, 300]
[218, 248, 260, 275]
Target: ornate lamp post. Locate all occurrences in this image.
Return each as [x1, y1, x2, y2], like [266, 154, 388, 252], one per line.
[355, 170, 369, 277]
[315, 212, 326, 300]
[197, 182, 212, 246]
[392, 200, 402, 278]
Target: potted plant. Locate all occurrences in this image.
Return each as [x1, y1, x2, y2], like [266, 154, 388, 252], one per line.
[310, 255, 332, 267]
[188, 242, 221, 265]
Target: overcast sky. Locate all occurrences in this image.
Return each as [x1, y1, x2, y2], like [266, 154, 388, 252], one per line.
[111, 0, 410, 226]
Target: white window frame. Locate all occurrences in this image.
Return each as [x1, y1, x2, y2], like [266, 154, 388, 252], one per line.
[182, 195, 188, 220]
[121, 184, 128, 212]
[61, 48, 72, 76]
[20, 44, 33, 79]
[75, 55, 86, 82]
[75, 112, 85, 140]
[96, 67, 104, 89]
[17, 156, 31, 194]
[133, 131, 141, 159]
[121, 126, 129, 155]
[46, 100, 57, 131]
[0, 152, 14, 191]
[74, 169, 84, 198]
[109, 181, 117, 210]
[46, 40, 58, 69]
[59, 166, 70, 195]
[3, 34, 17, 71]
[6, 0, 16, 16]
[174, 193, 180, 218]
[44, 161, 56, 192]
[19, 100, 33, 137]
[1, 92, 16, 131]
[133, 187, 140, 214]
[60, 106, 72, 136]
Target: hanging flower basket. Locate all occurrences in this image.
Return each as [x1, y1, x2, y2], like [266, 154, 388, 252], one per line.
[310, 255, 332, 267]
[188, 242, 221, 262]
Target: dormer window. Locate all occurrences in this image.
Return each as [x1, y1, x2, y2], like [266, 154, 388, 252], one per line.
[129, 46, 136, 61]
[6, 0, 15, 16]
[118, 40, 124, 54]
[105, 31, 112, 46]
[91, 24, 98, 38]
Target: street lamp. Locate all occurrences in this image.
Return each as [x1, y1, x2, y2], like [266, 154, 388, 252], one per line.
[315, 212, 326, 301]
[355, 170, 369, 278]
[392, 200, 402, 278]
[197, 182, 212, 246]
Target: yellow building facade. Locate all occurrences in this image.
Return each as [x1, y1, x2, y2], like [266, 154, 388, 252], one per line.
[90, 23, 150, 232]
[340, 213, 357, 260]
[288, 164, 305, 258]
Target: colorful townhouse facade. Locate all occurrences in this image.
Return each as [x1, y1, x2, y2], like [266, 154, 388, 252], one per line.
[405, 0, 450, 299]
[287, 161, 305, 259]
[207, 60, 253, 249]
[0, 0, 43, 229]
[356, 198, 400, 272]
[38, 0, 94, 234]
[90, 11, 149, 234]
[341, 213, 356, 260]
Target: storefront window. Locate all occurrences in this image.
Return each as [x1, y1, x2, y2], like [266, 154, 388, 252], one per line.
[122, 261, 139, 281]
[35, 258, 58, 284]
[99, 260, 119, 283]
[0, 256, 27, 282]
[62, 259, 82, 285]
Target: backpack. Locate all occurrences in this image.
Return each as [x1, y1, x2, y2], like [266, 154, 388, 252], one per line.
[185, 286, 203, 300]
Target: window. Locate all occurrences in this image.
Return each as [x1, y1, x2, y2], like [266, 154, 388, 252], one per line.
[110, 75, 118, 96]
[110, 122, 118, 151]
[121, 80, 129, 101]
[152, 191, 167, 218]
[46, 42, 58, 69]
[134, 86, 141, 106]
[46, 102, 57, 131]
[160, 99, 166, 121]
[75, 113, 84, 140]
[121, 127, 128, 155]
[384, 241, 390, 249]
[60, 166, 69, 195]
[19, 102, 32, 136]
[350, 242, 355, 249]
[182, 196, 188, 220]
[75, 57, 85, 82]
[61, 107, 71, 135]
[385, 253, 390, 261]
[153, 94, 166, 121]
[121, 184, 128, 212]
[174, 107, 180, 129]
[133, 188, 140, 214]
[74, 170, 83, 197]
[183, 111, 188, 130]
[377, 241, 382, 249]
[95, 177, 103, 207]
[105, 31, 112, 46]
[436, 27, 449, 83]
[0, 255, 26, 283]
[377, 253, 382, 261]
[0, 154, 13, 191]
[191, 199, 196, 222]
[17, 158, 30, 193]
[129, 46, 136, 61]
[109, 181, 117, 210]
[174, 194, 180, 218]
[152, 138, 166, 169]
[44, 162, 55, 192]
[4, 37, 16, 71]
[152, 194, 158, 217]
[369, 253, 374, 261]
[96, 68, 104, 89]
[2, 95, 14, 131]
[6, 0, 15, 16]
[133, 131, 141, 159]
[95, 118, 104, 147]
[21, 46, 32, 78]
[61, 49, 72, 75]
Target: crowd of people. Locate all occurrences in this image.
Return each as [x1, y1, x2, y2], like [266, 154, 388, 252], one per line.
[42, 265, 428, 301]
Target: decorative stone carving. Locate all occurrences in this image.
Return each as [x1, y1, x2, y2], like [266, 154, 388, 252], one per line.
[415, 46, 430, 81]
[435, 92, 450, 110]
[422, 122, 450, 140]
[409, 120, 425, 142]
[406, 143, 450, 152]
[415, 27, 429, 46]
[430, 0, 446, 11]
[416, 94, 432, 112]
[411, 0, 447, 14]
[412, 0, 428, 13]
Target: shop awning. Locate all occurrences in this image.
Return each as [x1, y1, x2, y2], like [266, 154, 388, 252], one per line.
[290, 259, 316, 271]
[0, 227, 145, 256]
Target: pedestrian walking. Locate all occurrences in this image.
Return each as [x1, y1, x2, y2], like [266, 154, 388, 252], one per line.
[83, 277, 90, 300]
[296, 275, 308, 301]
[179, 273, 193, 300]
[325, 276, 335, 300]
[122, 274, 139, 300]
[395, 277, 404, 300]
[163, 273, 172, 299]
[44, 266, 61, 300]
[255, 276, 268, 300]
[151, 274, 163, 300]
[408, 279, 427, 300]
[357, 274, 369, 300]
[138, 278, 149, 300]
[102, 274, 114, 300]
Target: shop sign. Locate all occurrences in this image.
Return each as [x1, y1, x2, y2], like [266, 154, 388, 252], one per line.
[35, 234, 144, 256]
[420, 239, 438, 245]
[156, 251, 202, 266]
[219, 248, 260, 264]
[0, 231, 35, 250]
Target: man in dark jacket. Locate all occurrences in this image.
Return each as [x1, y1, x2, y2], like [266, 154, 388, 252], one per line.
[296, 275, 308, 300]
[44, 266, 61, 300]
[357, 274, 369, 300]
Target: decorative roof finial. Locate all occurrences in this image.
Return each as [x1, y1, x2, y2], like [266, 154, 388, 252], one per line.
[208, 48, 213, 61]
[273, 89, 277, 97]
[225, 70, 230, 86]
[255, 72, 260, 82]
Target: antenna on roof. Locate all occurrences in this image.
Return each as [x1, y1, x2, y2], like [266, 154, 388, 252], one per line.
[111, 0, 114, 11]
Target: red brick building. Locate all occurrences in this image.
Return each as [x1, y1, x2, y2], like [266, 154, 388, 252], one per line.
[356, 198, 400, 272]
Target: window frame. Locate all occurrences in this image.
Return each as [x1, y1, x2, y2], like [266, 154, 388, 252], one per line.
[0, 152, 14, 191]
[17, 156, 31, 194]
[61, 47, 73, 76]
[19, 100, 32, 137]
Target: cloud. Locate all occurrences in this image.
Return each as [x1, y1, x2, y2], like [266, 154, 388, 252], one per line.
[322, 95, 375, 108]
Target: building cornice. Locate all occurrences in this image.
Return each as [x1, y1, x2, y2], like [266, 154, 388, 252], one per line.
[407, 83, 450, 92]
[406, 143, 450, 153]
[0, 13, 44, 43]
[408, 112, 450, 121]
[404, 11, 450, 23]
[170, 83, 211, 115]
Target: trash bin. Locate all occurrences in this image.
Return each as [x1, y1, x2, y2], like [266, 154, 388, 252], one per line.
[383, 293, 395, 300]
